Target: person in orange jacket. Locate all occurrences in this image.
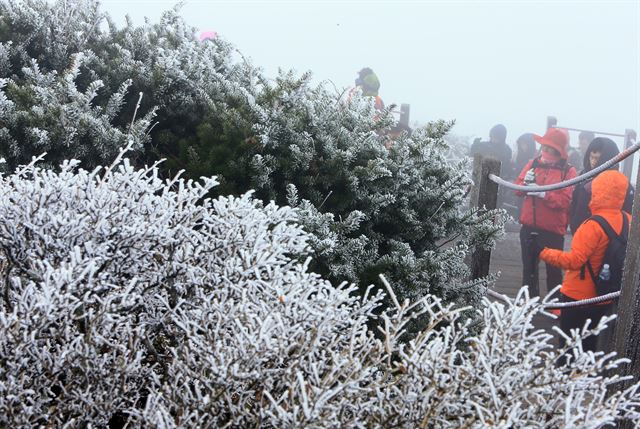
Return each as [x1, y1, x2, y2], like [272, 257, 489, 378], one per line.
[515, 128, 577, 297]
[534, 170, 631, 352]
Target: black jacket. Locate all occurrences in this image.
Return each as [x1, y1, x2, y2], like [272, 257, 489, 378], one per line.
[514, 133, 537, 177]
[569, 137, 634, 234]
[569, 181, 634, 234]
[469, 140, 513, 178]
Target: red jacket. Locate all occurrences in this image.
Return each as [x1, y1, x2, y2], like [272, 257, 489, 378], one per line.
[515, 157, 576, 235]
[540, 170, 630, 300]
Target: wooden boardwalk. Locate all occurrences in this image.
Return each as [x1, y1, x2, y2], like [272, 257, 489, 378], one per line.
[489, 223, 573, 343]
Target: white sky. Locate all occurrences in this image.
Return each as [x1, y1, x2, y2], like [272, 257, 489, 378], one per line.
[101, 0, 640, 152]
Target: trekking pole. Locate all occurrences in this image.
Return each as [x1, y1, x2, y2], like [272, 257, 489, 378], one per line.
[530, 232, 539, 296]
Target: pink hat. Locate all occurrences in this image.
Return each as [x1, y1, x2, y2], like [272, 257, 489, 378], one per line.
[198, 31, 218, 42]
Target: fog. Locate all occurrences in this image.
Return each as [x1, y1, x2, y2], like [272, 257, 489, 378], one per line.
[102, 0, 639, 164]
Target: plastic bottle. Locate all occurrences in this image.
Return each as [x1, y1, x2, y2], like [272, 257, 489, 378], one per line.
[599, 264, 611, 281]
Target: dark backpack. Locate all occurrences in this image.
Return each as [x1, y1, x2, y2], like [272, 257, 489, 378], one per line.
[584, 213, 629, 296]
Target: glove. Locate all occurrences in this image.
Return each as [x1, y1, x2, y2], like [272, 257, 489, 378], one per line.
[526, 232, 545, 258]
[523, 169, 536, 185]
[526, 191, 546, 198]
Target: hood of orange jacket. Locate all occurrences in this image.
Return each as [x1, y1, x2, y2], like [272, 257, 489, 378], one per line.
[589, 170, 628, 214]
[540, 170, 630, 301]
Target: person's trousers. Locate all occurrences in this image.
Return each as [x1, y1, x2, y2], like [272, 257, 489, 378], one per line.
[520, 225, 564, 297]
[558, 293, 614, 354]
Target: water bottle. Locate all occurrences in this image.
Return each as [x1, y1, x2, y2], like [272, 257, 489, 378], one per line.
[599, 264, 611, 281]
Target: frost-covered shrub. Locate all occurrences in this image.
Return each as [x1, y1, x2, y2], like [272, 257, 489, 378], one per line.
[177, 71, 507, 310]
[0, 0, 258, 169]
[0, 0, 505, 310]
[0, 154, 639, 428]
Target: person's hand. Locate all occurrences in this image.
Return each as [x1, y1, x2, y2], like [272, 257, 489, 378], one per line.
[526, 191, 546, 198]
[523, 169, 536, 185]
[526, 232, 545, 258]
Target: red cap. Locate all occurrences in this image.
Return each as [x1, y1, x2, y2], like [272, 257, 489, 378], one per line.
[534, 128, 569, 159]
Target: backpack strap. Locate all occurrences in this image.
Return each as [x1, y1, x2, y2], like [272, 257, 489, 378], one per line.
[561, 160, 570, 180]
[583, 213, 628, 285]
[555, 159, 570, 180]
[530, 157, 540, 169]
[589, 215, 619, 241]
[585, 260, 598, 285]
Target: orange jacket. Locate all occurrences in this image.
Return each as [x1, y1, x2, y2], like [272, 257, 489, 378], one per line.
[539, 170, 630, 300]
[346, 88, 385, 112]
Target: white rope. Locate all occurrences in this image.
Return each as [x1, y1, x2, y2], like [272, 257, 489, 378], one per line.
[485, 288, 620, 309]
[550, 125, 626, 139]
[543, 291, 620, 309]
[488, 141, 640, 192]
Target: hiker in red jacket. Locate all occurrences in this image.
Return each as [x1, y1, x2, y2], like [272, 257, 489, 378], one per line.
[515, 128, 577, 297]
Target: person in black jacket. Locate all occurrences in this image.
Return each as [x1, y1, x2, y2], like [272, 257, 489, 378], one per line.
[511, 133, 537, 217]
[569, 137, 634, 234]
[469, 124, 514, 212]
[469, 124, 513, 178]
[514, 133, 537, 177]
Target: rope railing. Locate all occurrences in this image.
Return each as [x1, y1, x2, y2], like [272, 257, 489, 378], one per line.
[485, 288, 621, 310]
[488, 141, 640, 192]
[550, 125, 626, 138]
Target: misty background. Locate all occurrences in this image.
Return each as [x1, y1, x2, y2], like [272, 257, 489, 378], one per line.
[102, 0, 639, 171]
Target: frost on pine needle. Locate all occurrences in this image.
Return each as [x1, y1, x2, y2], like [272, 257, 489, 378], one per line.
[0, 155, 639, 428]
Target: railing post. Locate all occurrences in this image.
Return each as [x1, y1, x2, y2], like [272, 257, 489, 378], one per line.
[468, 154, 501, 280]
[399, 104, 410, 129]
[546, 116, 558, 130]
[612, 153, 640, 402]
[622, 129, 637, 180]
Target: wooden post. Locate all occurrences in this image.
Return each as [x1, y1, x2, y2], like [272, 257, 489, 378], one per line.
[468, 154, 501, 280]
[399, 104, 410, 128]
[622, 129, 636, 180]
[612, 154, 640, 396]
[546, 116, 558, 130]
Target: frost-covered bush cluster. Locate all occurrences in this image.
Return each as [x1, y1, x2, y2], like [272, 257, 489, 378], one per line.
[0, 0, 256, 169]
[245, 77, 506, 307]
[0, 155, 639, 428]
[0, 0, 506, 310]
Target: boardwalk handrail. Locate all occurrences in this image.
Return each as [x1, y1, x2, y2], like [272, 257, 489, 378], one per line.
[486, 288, 620, 310]
[550, 125, 626, 138]
[488, 141, 640, 192]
